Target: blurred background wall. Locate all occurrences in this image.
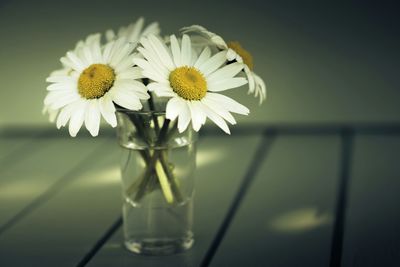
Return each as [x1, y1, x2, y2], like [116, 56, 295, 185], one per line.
[0, 0, 399, 128]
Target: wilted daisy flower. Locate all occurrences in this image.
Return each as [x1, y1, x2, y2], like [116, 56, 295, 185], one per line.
[105, 17, 160, 44]
[134, 34, 249, 134]
[181, 25, 266, 104]
[44, 37, 149, 137]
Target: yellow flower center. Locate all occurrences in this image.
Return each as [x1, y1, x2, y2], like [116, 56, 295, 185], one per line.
[78, 64, 115, 99]
[227, 41, 254, 70]
[169, 66, 207, 100]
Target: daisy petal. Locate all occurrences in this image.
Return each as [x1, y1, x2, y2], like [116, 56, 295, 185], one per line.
[56, 103, 77, 129]
[84, 100, 101, 136]
[177, 101, 191, 133]
[198, 50, 227, 76]
[134, 50, 168, 79]
[113, 88, 143, 111]
[180, 25, 228, 49]
[207, 62, 245, 82]
[138, 41, 169, 74]
[102, 41, 114, 63]
[42, 106, 59, 123]
[244, 66, 255, 94]
[105, 29, 115, 42]
[91, 40, 103, 63]
[110, 42, 134, 67]
[206, 93, 250, 115]
[44, 90, 78, 108]
[43, 90, 65, 103]
[66, 51, 85, 71]
[227, 48, 239, 61]
[148, 35, 174, 70]
[194, 47, 211, 68]
[254, 72, 267, 104]
[208, 77, 248, 92]
[181, 34, 192, 66]
[117, 67, 144, 80]
[113, 79, 150, 100]
[49, 68, 70, 77]
[82, 46, 94, 65]
[190, 47, 198, 65]
[143, 70, 168, 84]
[156, 91, 175, 97]
[68, 101, 86, 137]
[60, 57, 75, 70]
[147, 83, 175, 96]
[202, 96, 236, 125]
[115, 54, 135, 73]
[141, 22, 160, 37]
[46, 82, 74, 91]
[99, 94, 117, 127]
[170, 35, 181, 67]
[46, 75, 75, 84]
[188, 101, 206, 131]
[201, 104, 230, 134]
[166, 97, 183, 121]
[127, 17, 144, 42]
[50, 93, 80, 110]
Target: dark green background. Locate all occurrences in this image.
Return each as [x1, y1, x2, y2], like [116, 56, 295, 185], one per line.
[0, 0, 399, 127]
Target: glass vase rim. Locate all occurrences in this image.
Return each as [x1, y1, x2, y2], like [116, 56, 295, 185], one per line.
[116, 108, 166, 116]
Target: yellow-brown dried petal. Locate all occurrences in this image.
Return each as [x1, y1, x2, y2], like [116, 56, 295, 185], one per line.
[227, 41, 254, 70]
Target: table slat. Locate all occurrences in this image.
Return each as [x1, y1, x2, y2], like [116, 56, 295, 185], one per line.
[0, 139, 121, 266]
[211, 135, 340, 267]
[0, 137, 39, 168]
[342, 135, 400, 267]
[0, 138, 102, 231]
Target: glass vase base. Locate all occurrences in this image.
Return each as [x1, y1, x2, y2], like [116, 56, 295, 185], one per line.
[124, 235, 194, 255]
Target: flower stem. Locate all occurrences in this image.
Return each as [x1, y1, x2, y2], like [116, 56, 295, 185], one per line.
[148, 92, 160, 133]
[154, 158, 174, 203]
[126, 112, 183, 204]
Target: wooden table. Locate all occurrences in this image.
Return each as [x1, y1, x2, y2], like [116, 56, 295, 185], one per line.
[1, 124, 400, 267]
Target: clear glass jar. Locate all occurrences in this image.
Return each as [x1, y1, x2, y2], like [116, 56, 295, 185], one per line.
[116, 110, 197, 255]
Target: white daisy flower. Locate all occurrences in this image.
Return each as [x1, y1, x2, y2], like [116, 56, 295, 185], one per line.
[43, 33, 100, 121]
[134, 34, 250, 134]
[43, 33, 96, 123]
[43, 33, 103, 121]
[105, 17, 160, 45]
[44, 37, 150, 137]
[181, 25, 267, 104]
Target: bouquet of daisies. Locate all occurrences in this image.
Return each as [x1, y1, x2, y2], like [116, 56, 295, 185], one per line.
[43, 17, 266, 203]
